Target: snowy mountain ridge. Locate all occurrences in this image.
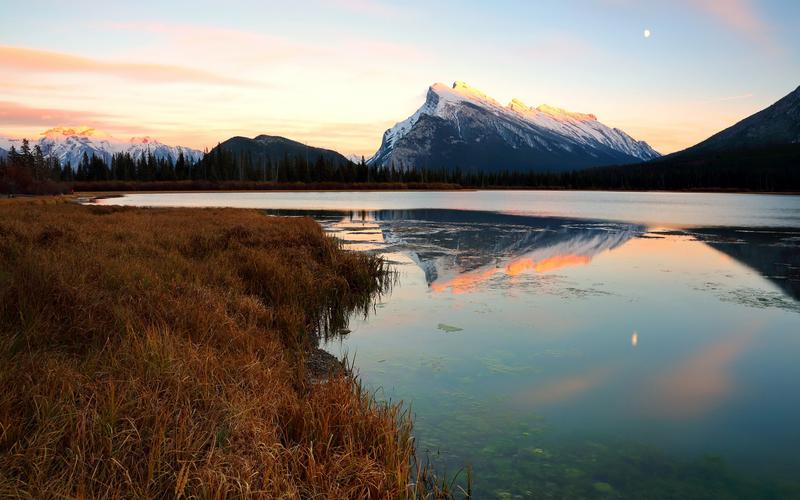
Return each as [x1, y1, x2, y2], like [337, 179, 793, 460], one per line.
[0, 126, 204, 168]
[369, 81, 659, 172]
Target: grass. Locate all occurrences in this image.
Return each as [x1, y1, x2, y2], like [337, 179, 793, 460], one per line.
[0, 200, 452, 498]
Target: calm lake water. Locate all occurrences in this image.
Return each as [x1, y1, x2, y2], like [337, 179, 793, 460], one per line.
[100, 191, 800, 498]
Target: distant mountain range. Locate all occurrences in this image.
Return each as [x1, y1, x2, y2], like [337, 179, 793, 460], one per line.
[210, 134, 351, 166]
[0, 127, 203, 168]
[3, 82, 797, 190]
[368, 81, 659, 172]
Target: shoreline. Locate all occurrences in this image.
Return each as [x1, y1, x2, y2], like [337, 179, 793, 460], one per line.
[71, 187, 800, 197]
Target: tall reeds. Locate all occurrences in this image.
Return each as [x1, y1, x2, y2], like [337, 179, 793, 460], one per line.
[0, 202, 442, 497]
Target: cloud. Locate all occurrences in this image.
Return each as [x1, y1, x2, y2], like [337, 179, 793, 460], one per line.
[686, 0, 769, 41]
[514, 367, 614, 408]
[0, 101, 110, 127]
[644, 328, 757, 418]
[0, 45, 251, 86]
[0, 101, 156, 138]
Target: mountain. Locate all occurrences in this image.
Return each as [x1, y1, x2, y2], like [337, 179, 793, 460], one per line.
[0, 127, 203, 168]
[673, 85, 800, 156]
[369, 81, 659, 172]
[0, 147, 6, 161]
[213, 134, 351, 166]
[600, 84, 800, 191]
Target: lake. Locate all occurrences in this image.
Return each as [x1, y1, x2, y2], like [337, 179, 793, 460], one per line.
[99, 191, 800, 498]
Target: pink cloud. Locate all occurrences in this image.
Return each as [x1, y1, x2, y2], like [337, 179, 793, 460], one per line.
[644, 328, 757, 418]
[0, 100, 109, 126]
[687, 0, 768, 40]
[0, 45, 250, 85]
[514, 367, 614, 408]
[0, 101, 155, 137]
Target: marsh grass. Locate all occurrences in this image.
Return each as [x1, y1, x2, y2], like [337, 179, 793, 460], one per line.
[0, 201, 452, 498]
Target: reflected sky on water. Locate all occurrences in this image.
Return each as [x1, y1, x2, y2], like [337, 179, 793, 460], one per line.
[317, 209, 800, 497]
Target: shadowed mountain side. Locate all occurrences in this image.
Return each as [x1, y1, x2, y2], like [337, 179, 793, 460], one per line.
[691, 228, 800, 302]
[547, 85, 800, 192]
[679, 86, 800, 156]
[212, 135, 351, 166]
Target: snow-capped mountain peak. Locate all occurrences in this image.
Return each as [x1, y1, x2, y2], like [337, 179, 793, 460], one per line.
[369, 81, 659, 172]
[433, 81, 504, 109]
[0, 127, 203, 168]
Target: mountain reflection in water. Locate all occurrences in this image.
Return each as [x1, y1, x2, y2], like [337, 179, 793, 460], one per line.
[269, 207, 800, 497]
[350, 209, 644, 293]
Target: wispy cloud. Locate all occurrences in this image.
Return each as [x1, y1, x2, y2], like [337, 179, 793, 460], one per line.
[0, 45, 251, 86]
[686, 0, 769, 42]
[0, 100, 110, 126]
[514, 367, 614, 408]
[0, 101, 157, 138]
[644, 328, 757, 418]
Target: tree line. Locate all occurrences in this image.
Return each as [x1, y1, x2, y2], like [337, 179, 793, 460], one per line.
[0, 139, 202, 193]
[2, 140, 798, 194]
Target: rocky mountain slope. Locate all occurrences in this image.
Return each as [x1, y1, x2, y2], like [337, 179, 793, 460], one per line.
[369, 81, 659, 172]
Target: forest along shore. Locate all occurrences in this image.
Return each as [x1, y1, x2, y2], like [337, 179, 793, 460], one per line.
[0, 199, 447, 497]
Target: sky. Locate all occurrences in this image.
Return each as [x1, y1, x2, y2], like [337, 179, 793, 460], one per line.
[0, 0, 798, 156]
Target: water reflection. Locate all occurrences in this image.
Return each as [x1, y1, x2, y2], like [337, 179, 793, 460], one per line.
[346, 209, 644, 294]
[310, 208, 800, 497]
[689, 228, 800, 302]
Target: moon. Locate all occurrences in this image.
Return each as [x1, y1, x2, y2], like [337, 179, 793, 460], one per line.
[643, 29, 652, 38]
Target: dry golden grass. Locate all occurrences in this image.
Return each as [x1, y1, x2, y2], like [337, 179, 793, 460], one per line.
[0, 203, 441, 498]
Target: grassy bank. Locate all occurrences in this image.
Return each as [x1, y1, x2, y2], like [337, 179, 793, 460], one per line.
[0, 201, 437, 497]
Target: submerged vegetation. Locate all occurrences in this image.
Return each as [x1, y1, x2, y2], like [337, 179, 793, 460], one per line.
[0, 201, 454, 497]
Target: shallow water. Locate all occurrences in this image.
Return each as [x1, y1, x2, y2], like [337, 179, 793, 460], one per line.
[100, 191, 800, 498]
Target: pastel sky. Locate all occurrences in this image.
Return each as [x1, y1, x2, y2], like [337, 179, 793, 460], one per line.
[1, 0, 798, 156]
